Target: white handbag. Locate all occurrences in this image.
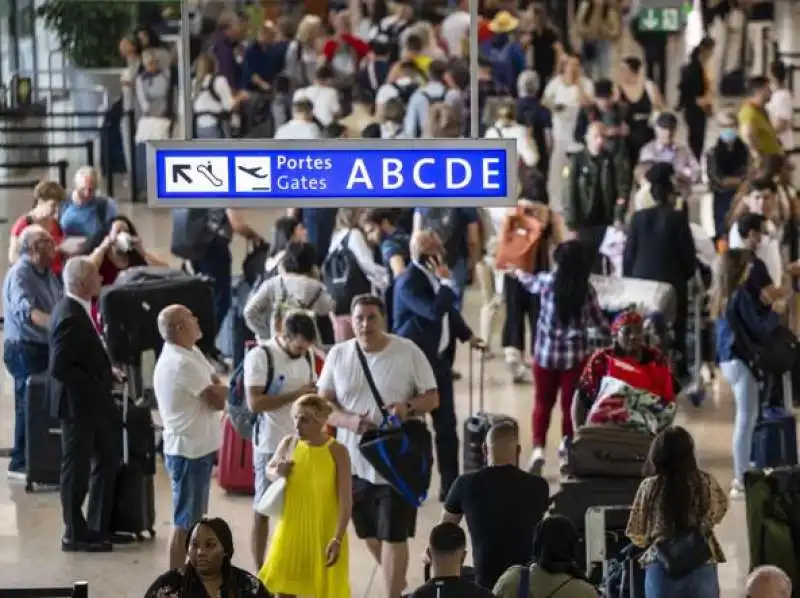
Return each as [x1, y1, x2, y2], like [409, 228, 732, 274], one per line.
[254, 436, 298, 519]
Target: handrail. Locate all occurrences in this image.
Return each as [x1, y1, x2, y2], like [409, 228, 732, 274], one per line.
[0, 581, 89, 598]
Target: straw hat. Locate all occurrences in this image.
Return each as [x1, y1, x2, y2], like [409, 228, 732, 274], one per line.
[488, 11, 520, 34]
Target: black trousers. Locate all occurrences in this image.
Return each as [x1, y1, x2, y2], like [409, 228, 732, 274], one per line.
[60, 412, 121, 540]
[431, 360, 459, 496]
[685, 107, 708, 162]
[644, 40, 668, 95]
[674, 285, 689, 378]
[502, 275, 540, 353]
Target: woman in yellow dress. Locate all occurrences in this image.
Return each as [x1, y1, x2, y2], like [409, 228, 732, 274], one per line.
[259, 394, 352, 598]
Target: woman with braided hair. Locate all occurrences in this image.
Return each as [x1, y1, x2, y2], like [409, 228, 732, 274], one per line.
[144, 517, 270, 598]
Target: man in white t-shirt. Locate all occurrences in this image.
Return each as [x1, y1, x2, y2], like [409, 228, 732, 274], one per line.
[293, 64, 340, 128]
[318, 294, 438, 598]
[153, 304, 227, 569]
[244, 310, 317, 569]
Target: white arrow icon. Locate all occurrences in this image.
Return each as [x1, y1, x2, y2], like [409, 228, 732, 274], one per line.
[641, 8, 659, 30]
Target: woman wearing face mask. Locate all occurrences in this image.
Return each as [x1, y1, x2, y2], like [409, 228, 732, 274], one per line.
[572, 310, 676, 433]
[145, 517, 269, 598]
[705, 112, 750, 251]
[259, 394, 352, 598]
[86, 215, 167, 286]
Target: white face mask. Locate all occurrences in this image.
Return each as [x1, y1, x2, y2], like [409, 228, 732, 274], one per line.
[115, 231, 133, 252]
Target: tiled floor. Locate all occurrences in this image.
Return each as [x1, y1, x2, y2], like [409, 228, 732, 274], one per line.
[0, 195, 759, 597]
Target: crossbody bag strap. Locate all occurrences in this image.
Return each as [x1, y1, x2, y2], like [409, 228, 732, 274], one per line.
[543, 577, 574, 598]
[355, 342, 389, 420]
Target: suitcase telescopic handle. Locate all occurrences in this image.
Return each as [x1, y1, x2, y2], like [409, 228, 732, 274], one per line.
[468, 345, 485, 416]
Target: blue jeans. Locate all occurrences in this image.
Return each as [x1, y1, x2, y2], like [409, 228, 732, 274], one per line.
[720, 359, 759, 483]
[164, 452, 216, 530]
[191, 237, 233, 333]
[645, 562, 719, 598]
[3, 339, 50, 471]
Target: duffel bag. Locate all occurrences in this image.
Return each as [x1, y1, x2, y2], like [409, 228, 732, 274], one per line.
[567, 426, 654, 478]
[100, 268, 216, 363]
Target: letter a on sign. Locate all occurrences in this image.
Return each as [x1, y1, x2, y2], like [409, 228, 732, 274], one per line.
[346, 159, 374, 190]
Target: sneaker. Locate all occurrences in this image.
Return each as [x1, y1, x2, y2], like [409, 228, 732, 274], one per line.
[7, 469, 26, 481]
[527, 448, 545, 476]
[557, 437, 571, 460]
[730, 480, 745, 500]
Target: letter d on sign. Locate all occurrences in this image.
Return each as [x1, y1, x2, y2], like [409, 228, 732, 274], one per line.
[446, 158, 471, 190]
[382, 158, 403, 190]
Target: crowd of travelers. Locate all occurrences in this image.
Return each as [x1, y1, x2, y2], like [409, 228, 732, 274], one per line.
[3, 0, 800, 597]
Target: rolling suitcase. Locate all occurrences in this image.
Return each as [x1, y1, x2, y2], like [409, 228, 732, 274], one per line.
[584, 505, 640, 589]
[24, 374, 62, 492]
[462, 346, 517, 472]
[110, 384, 157, 540]
[99, 267, 216, 364]
[744, 468, 800, 587]
[752, 372, 799, 468]
[550, 477, 641, 532]
[567, 426, 653, 478]
[218, 417, 255, 494]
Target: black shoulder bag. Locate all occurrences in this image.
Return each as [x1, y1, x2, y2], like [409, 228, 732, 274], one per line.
[355, 342, 433, 507]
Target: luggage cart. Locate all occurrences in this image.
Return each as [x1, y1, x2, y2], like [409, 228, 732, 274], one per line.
[584, 505, 634, 585]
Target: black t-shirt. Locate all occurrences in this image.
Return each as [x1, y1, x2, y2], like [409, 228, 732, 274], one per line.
[410, 577, 494, 598]
[444, 465, 550, 589]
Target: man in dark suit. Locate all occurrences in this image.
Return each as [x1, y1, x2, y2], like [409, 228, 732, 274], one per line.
[393, 230, 483, 500]
[48, 256, 121, 552]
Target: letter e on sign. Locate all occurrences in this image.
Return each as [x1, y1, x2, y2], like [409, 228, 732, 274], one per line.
[482, 158, 501, 190]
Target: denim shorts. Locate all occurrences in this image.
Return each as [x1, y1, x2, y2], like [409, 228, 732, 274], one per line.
[253, 451, 274, 510]
[164, 452, 216, 530]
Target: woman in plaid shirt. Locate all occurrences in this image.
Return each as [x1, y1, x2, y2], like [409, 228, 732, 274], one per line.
[511, 240, 610, 474]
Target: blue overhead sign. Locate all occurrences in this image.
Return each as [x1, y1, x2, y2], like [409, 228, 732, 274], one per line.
[146, 139, 516, 208]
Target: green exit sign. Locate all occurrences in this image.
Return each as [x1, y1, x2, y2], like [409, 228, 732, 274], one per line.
[638, 6, 690, 32]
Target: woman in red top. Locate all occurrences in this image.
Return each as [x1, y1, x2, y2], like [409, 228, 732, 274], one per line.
[572, 310, 676, 430]
[8, 180, 67, 275]
[87, 215, 167, 286]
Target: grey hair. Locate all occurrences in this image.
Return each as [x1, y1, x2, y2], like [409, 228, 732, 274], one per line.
[62, 256, 95, 294]
[19, 224, 50, 255]
[74, 165, 98, 187]
[517, 70, 540, 98]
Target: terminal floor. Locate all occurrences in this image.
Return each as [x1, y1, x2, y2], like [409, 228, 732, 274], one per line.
[0, 197, 767, 598]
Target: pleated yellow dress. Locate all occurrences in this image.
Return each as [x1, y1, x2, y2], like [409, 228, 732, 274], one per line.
[258, 437, 350, 598]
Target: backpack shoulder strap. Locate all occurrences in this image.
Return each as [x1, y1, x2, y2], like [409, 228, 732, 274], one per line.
[95, 197, 108, 224]
[517, 565, 530, 598]
[261, 345, 275, 392]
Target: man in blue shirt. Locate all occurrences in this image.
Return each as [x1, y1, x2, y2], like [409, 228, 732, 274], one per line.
[59, 166, 117, 251]
[2, 225, 63, 479]
[363, 209, 411, 331]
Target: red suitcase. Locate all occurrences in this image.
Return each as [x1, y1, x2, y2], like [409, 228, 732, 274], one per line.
[218, 417, 255, 494]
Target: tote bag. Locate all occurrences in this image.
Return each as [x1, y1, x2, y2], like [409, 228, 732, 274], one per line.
[254, 436, 299, 518]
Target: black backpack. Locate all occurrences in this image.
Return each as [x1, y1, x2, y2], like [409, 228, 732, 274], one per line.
[170, 208, 225, 261]
[322, 230, 372, 315]
[421, 208, 460, 264]
[392, 81, 420, 107]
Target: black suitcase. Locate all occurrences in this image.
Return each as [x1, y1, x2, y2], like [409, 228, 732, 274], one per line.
[110, 385, 157, 540]
[462, 347, 518, 473]
[24, 374, 62, 492]
[550, 477, 641, 532]
[99, 267, 216, 364]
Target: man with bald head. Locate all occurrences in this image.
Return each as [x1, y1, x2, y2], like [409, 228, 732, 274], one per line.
[3, 225, 62, 480]
[563, 119, 630, 272]
[441, 420, 550, 589]
[393, 229, 483, 501]
[48, 256, 118, 552]
[747, 566, 792, 598]
[153, 304, 227, 568]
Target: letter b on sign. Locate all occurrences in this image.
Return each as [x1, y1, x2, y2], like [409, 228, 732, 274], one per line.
[383, 158, 403, 190]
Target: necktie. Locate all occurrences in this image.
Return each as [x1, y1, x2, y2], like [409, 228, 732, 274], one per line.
[90, 303, 103, 336]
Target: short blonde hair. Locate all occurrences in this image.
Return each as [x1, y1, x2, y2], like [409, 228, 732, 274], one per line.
[295, 15, 322, 45]
[292, 394, 334, 421]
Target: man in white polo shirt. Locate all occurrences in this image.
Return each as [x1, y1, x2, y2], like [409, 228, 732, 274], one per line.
[245, 310, 318, 569]
[153, 304, 227, 570]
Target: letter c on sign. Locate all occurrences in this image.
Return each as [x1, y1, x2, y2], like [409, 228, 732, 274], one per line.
[412, 158, 435, 190]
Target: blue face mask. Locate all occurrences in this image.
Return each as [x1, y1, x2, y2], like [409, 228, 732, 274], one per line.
[720, 129, 737, 142]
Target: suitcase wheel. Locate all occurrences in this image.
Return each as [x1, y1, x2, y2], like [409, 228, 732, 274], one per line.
[24, 480, 33, 493]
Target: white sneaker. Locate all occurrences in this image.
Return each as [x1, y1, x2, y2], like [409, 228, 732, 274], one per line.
[527, 448, 546, 475]
[7, 470, 26, 482]
[730, 480, 745, 500]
